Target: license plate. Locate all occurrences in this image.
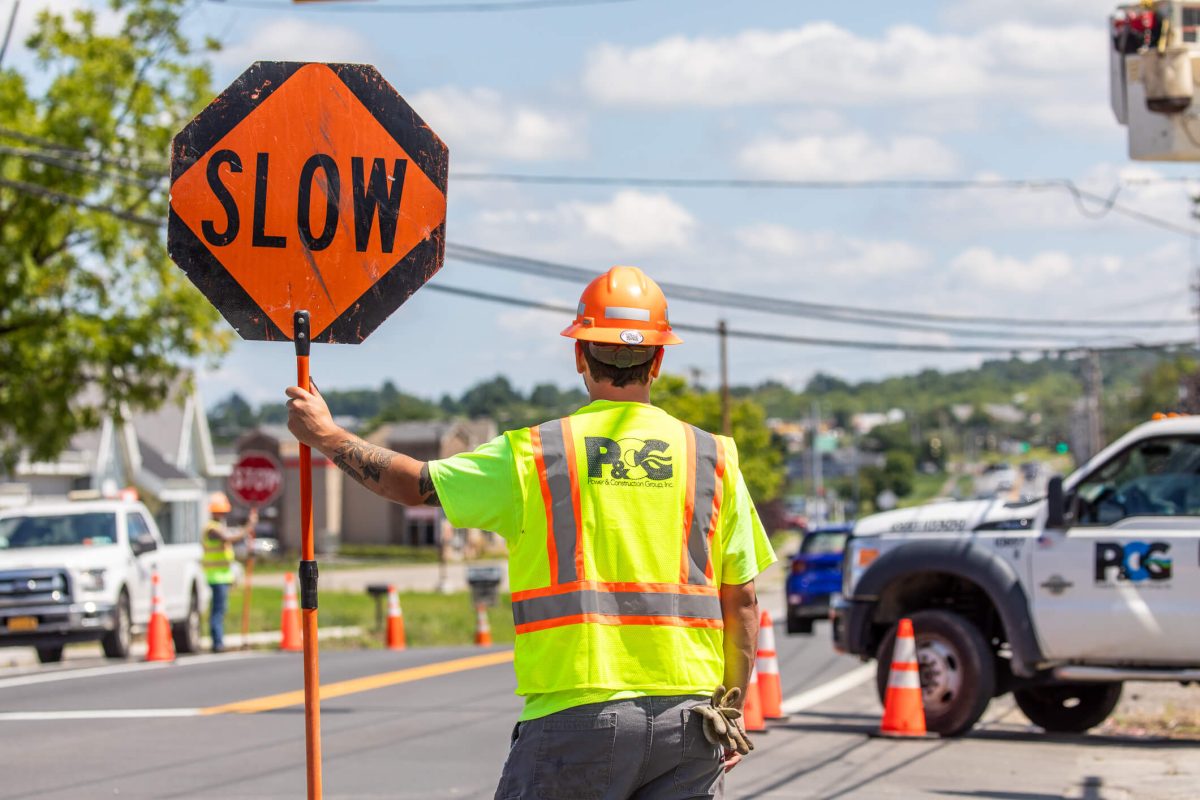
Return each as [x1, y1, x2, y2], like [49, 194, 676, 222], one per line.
[6, 616, 38, 632]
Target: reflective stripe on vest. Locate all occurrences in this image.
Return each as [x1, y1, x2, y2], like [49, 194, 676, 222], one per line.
[521, 418, 725, 633]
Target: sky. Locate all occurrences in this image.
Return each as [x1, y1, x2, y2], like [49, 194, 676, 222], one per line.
[11, 0, 1200, 409]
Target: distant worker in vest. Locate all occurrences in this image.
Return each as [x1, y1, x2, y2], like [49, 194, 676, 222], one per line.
[286, 267, 775, 798]
[203, 492, 256, 653]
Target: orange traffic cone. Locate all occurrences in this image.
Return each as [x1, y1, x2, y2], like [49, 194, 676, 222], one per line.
[878, 618, 929, 738]
[279, 572, 303, 652]
[743, 665, 766, 732]
[144, 570, 175, 663]
[757, 609, 785, 720]
[386, 585, 406, 651]
[474, 603, 492, 647]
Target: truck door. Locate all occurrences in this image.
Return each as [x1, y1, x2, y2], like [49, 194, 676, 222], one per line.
[1031, 434, 1200, 664]
[124, 512, 156, 625]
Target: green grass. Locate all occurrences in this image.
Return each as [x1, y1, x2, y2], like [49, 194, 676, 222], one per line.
[214, 587, 515, 647]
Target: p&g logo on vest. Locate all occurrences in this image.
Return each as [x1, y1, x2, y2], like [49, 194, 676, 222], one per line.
[584, 437, 674, 485]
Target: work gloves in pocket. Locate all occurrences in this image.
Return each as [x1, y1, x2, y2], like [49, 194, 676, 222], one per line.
[690, 684, 753, 756]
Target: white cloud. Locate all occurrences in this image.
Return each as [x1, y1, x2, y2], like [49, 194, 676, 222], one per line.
[943, 0, 1110, 27]
[411, 87, 583, 162]
[216, 19, 373, 69]
[1029, 101, 1119, 134]
[737, 131, 960, 180]
[582, 22, 1103, 109]
[950, 247, 1073, 292]
[735, 225, 930, 278]
[477, 190, 696, 253]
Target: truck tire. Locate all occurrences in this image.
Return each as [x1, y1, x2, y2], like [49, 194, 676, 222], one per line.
[787, 610, 813, 635]
[172, 586, 201, 654]
[36, 644, 64, 664]
[101, 590, 132, 659]
[875, 609, 995, 737]
[1013, 682, 1122, 733]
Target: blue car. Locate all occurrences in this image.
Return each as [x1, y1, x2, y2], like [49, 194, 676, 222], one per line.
[785, 524, 852, 634]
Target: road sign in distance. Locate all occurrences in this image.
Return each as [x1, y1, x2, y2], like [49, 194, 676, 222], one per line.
[168, 62, 449, 344]
[229, 450, 284, 508]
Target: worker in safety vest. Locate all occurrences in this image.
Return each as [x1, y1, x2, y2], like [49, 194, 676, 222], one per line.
[286, 267, 775, 798]
[203, 492, 256, 653]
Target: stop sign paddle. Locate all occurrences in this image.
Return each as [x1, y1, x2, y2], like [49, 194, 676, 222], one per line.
[168, 62, 448, 800]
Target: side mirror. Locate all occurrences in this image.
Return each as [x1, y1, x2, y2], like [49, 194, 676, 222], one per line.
[1046, 475, 1066, 529]
[131, 533, 158, 556]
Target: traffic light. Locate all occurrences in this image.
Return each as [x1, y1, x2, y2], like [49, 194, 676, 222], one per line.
[1055, 441, 1070, 454]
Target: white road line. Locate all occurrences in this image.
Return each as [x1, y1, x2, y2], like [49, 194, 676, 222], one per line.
[779, 664, 876, 714]
[0, 708, 201, 721]
[0, 651, 265, 691]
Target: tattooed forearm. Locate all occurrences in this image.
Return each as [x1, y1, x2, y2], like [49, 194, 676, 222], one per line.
[332, 438, 394, 486]
[418, 463, 441, 506]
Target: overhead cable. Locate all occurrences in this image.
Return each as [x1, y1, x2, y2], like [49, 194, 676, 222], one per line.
[446, 243, 1195, 332]
[423, 282, 1196, 356]
[204, 0, 636, 12]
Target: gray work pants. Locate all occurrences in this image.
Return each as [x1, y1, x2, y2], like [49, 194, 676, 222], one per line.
[494, 695, 723, 800]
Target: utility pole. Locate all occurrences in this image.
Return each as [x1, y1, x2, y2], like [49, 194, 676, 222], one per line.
[1085, 349, 1104, 461]
[811, 399, 824, 525]
[718, 319, 731, 437]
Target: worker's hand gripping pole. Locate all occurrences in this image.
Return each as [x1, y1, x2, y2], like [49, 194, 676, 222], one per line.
[294, 310, 323, 800]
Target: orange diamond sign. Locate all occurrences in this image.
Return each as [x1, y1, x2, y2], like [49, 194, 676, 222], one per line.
[168, 62, 448, 343]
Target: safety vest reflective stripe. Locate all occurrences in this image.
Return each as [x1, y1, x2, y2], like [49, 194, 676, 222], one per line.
[682, 426, 724, 585]
[511, 582, 723, 633]
[532, 418, 582, 584]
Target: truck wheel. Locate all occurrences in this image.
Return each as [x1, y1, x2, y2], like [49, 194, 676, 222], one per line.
[1014, 682, 1122, 733]
[875, 609, 996, 737]
[172, 587, 201, 654]
[101, 590, 132, 659]
[787, 611, 813, 635]
[36, 644, 64, 664]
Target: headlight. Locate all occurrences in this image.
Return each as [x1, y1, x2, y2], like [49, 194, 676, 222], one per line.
[78, 569, 106, 592]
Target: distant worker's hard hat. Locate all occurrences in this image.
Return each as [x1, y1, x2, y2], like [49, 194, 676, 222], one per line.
[209, 492, 232, 515]
[561, 266, 682, 347]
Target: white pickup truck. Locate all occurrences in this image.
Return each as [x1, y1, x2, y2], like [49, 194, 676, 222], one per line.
[833, 415, 1200, 736]
[0, 499, 209, 663]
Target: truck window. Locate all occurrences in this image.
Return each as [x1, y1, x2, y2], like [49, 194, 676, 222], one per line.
[127, 513, 154, 546]
[0, 513, 118, 549]
[1074, 436, 1200, 525]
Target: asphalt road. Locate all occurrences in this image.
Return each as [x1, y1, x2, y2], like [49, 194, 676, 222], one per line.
[1, 610, 1196, 798]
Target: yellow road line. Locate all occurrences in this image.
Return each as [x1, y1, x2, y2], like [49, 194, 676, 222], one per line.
[202, 650, 514, 716]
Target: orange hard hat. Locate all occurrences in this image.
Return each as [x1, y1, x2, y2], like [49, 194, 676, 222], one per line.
[560, 266, 682, 346]
[209, 492, 232, 515]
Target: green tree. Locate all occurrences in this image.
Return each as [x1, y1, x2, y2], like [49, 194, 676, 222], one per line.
[652, 374, 783, 503]
[0, 0, 226, 468]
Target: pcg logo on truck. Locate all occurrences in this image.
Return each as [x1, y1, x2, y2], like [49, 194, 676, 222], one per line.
[1093, 541, 1172, 584]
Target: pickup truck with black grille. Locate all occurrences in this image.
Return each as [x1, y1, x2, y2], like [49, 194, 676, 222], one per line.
[0, 499, 208, 663]
[833, 416, 1200, 736]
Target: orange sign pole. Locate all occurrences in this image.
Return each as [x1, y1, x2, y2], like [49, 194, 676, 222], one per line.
[294, 310, 323, 799]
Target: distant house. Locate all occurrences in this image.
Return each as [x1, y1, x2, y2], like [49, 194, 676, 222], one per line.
[0, 382, 231, 544]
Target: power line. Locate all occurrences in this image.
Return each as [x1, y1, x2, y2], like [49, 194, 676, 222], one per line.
[423, 282, 1197, 356]
[0, 126, 167, 179]
[204, 0, 636, 12]
[0, 176, 160, 227]
[452, 173, 1200, 239]
[0, 145, 164, 190]
[446, 243, 1196, 333]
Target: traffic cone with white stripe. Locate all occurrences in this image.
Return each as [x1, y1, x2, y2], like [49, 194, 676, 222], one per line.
[878, 618, 929, 737]
[743, 665, 766, 732]
[144, 569, 175, 663]
[279, 572, 303, 652]
[757, 609, 786, 720]
[474, 603, 492, 647]
[386, 585, 406, 651]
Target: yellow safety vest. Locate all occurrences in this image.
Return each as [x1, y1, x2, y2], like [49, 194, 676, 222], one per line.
[202, 521, 235, 585]
[506, 404, 735, 697]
